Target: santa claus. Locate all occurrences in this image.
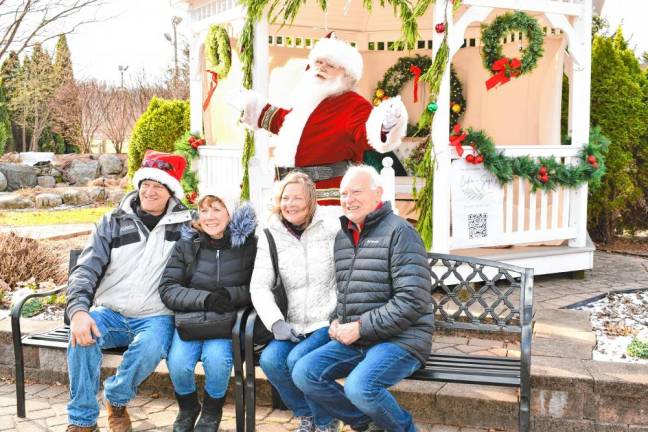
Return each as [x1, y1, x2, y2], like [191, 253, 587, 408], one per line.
[236, 34, 408, 205]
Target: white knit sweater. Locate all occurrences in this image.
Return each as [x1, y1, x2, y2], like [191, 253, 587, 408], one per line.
[250, 208, 340, 335]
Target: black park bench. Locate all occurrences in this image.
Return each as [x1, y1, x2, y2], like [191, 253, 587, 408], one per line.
[10, 249, 278, 432]
[238, 253, 534, 432]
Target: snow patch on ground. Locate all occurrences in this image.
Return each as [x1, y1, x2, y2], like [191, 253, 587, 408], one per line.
[578, 290, 648, 364]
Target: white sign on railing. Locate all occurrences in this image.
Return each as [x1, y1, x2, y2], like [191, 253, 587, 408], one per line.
[450, 159, 504, 247]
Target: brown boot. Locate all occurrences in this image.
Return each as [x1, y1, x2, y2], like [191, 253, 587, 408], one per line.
[106, 403, 132, 432]
[66, 425, 99, 432]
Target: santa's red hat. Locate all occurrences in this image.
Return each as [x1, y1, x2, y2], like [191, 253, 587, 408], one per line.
[308, 33, 363, 82]
[132, 150, 186, 199]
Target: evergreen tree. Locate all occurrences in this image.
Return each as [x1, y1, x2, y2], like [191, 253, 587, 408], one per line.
[51, 34, 81, 152]
[588, 28, 648, 241]
[1, 52, 21, 151]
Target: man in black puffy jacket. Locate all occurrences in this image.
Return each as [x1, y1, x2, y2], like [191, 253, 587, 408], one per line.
[293, 165, 433, 432]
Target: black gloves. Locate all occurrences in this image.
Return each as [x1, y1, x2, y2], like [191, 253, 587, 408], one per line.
[205, 290, 235, 313]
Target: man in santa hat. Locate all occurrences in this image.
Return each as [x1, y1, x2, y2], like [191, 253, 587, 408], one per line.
[65, 150, 192, 432]
[237, 34, 407, 205]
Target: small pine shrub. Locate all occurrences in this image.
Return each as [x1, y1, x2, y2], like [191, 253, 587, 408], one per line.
[127, 97, 190, 179]
[627, 338, 648, 359]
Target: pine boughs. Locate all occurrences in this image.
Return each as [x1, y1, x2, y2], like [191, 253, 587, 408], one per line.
[481, 11, 544, 76]
[466, 125, 608, 191]
[205, 25, 232, 78]
[174, 131, 206, 206]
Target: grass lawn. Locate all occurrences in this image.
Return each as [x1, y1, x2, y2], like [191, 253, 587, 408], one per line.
[0, 206, 115, 226]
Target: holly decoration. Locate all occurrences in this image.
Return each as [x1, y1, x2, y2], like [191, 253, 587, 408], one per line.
[481, 11, 544, 89]
[173, 131, 204, 207]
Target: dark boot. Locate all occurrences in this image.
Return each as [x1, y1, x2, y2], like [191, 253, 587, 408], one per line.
[173, 391, 201, 432]
[194, 393, 225, 432]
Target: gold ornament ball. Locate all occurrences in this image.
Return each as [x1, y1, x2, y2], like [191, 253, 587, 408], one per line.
[373, 97, 382, 106]
[375, 89, 385, 98]
[451, 103, 462, 113]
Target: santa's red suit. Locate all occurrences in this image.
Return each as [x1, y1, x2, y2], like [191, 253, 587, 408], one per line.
[240, 36, 407, 205]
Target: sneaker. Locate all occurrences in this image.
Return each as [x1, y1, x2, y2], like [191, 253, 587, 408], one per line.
[66, 426, 99, 432]
[294, 416, 315, 432]
[314, 419, 343, 432]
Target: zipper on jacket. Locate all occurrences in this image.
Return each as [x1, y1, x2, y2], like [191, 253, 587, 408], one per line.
[216, 250, 221, 300]
[342, 230, 360, 324]
[302, 239, 310, 326]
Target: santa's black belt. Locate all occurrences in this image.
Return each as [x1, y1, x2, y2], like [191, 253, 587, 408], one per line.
[275, 161, 350, 182]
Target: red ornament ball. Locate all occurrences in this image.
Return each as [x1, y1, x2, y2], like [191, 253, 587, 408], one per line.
[539, 166, 547, 175]
[474, 155, 484, 164]
[466, 154, 475, 163]
[435, 23, 446, 33]
[587, 155, 597, 164]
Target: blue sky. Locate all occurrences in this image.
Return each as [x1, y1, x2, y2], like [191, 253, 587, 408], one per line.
[63, 0, 647, 85]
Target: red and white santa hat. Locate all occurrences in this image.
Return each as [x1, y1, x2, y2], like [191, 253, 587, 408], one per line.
[308, 32, 363, 82]
[132, 150, 187, 200]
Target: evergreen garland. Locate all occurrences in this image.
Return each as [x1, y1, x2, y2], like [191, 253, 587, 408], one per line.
[481, 11, 544, 77]
[465, 125, 608, 191]
[205, 25, 232, 77]
[174, 131, 206, 206]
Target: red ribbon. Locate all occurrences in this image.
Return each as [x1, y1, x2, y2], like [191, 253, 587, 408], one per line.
[409, 65, 422, 102]
[485, 57, 522, 90]
[202, 70, 219, 111]
[449, 123, 467, 157]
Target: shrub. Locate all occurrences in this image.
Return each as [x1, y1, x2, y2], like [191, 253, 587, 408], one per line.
[127, 97, 190, 179]
[627, 338, 648, 359]
[0, 233, 66, 288]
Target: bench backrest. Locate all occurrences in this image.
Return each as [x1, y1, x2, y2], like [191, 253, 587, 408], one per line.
[427, 253, 533, 335]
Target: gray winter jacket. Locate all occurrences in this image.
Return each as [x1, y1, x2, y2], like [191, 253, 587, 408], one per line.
[66, 192, 192, 319]
[333, 202, 434, 364]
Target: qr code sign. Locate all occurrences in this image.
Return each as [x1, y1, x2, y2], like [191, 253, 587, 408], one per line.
[468, 213, 488, 239]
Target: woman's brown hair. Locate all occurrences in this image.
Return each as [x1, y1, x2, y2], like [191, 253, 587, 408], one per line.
[271, 171, 317, 227]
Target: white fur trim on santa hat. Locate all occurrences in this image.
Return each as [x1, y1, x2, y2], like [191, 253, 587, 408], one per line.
[132, 167, 185, 200]
[308, 38, 363, 82]
[197, 185, 240, 217]
[366, 98, 408, 153]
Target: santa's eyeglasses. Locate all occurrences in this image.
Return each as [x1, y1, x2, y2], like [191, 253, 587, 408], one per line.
[141, 159, 173, 172]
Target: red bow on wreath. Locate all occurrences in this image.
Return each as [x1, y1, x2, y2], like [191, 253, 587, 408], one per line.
[409, 65, 422, 103]
[485, 57, 522, 90]
[449, 123, 467, 157]
[202, 70, 219, 111]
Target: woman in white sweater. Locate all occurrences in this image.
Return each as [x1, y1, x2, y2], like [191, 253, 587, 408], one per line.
[250, 172, 341, 432]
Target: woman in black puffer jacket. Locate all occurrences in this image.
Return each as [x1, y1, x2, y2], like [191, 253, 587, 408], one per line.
[159, 189, 257, 432]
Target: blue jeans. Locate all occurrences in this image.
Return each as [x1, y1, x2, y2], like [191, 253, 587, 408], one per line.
[167, 329, 233, 398]
[67, 307, 174, 427]
[259, 327, 332, 426]
[292, 340, 422, 432]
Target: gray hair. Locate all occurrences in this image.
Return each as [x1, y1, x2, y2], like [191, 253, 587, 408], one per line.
[341, 165, 382, 191]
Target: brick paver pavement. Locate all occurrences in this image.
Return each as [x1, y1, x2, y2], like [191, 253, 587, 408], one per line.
[0, 381, 504, 432]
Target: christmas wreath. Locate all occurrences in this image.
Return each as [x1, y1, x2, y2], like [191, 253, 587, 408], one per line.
[372, 56, 466, 137]
[205, 24, 232, 77]
[174, 131, 206, 206]
[481, 11, 544, 90]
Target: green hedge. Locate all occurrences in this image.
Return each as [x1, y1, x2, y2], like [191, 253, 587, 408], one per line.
[127, 97, 190, 179]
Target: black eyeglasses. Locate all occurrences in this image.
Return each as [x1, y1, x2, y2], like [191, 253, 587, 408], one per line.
[141, 159, 173, 172]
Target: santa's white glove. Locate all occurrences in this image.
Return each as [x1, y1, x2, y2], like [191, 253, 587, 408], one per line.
[225, 88, 267, 130]
[381, 95, 407, 132]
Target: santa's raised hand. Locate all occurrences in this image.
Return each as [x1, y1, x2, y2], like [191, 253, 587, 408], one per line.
[366, 95, 408, 153]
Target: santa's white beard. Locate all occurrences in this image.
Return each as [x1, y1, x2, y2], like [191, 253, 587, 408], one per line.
[273, 71, 355, 167]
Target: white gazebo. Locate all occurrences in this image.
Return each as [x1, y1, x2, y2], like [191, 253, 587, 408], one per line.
[178, 0, 605, 276]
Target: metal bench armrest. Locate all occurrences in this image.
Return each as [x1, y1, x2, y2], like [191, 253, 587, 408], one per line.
[10, 284, 67, 321]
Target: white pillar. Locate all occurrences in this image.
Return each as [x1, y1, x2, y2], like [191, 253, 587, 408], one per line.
[431, 0, 452, 253]
[568, 0, 592, 247]
[189, 30, 205, 134]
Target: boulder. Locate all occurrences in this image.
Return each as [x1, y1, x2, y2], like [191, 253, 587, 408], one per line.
[0, 194, 32, 209]
[35, 193, 63, 208]
[0, 163, 38, 190]
[0, 172, 6, 191]
[99, 154, 123, 176]
[107, 188, 126, 204]
[65, 160, 99, 185]
[88, 187, 106, 202]
[37, 176, 56, 188]
[62, 189, 91, 205]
